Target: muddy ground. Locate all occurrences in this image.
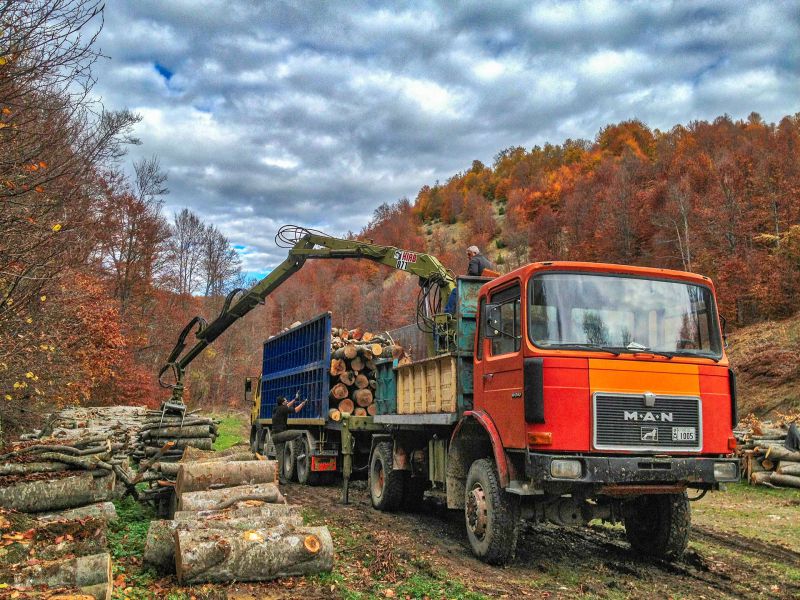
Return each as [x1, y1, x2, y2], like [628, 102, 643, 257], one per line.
[183, 479, 800, 600]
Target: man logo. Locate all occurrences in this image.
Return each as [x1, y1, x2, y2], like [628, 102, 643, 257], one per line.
[641, 427, 658, 442]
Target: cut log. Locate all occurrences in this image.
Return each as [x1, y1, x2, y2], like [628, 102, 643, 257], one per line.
[178, 483, 284, 511]
[0, 472, 99, 513]
[180, 444, 251, 462]
[354, 408, 367, 417]
[362, 332, 374, 342]
[328, 409, 342, 422]
[770, 472, 800, 488]
[0, 462, 70, 476]
[35, 502, 117, 524]
[0, 553, 111, 600]
[142, 425, 212, 439]
[330, 358, 347, 376]
[367, 404, 378, 416]
[763, 446, 800, 462]
[350, 356, 365, 372]
[777, 462, 800, 476]
[330, 383, 349, 400]
[175, 525, 333, 584]
[173, 503, 300, 521]
[750, 471, 773, 485]
[353, 388, 373, 407]
[338, 399, 354, 414]
[369, 379, 377, 390]
[144, 514, 305, 573]
[147, 438, 213, 450]
[354, 373, 370, 389]
[339, 371, 356, 386]
[176, 460, 278, 495]
[343, 345, 358, 360]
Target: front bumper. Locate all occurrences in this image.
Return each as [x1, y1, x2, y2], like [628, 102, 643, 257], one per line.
[526, 453, 739, 486]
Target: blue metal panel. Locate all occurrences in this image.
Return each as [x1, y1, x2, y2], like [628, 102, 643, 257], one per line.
[259, 313, 331, 421]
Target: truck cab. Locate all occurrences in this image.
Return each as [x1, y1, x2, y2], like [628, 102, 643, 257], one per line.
[453, 261, 738, 563]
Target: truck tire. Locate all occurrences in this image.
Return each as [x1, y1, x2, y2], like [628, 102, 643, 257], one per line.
[465, 458, 520, 565]
[369, 441, 405, 511]
[295, 436, 324, 485]
[623, 492, 690, 561]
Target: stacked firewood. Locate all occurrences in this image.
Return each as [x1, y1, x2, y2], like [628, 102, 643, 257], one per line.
[736, 417, 800, 489]
[130, 410, 219, 463]
[328, 327, 403, 420]
[0, 504, 118, 599]
[0, 437, 123, 514]
[143, 446, 333, 583]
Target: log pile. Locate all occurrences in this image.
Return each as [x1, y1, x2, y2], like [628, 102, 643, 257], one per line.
[0, 437, 122, 513]
[328, 327, 405, 420]
[131, 410, 219, 463]
[0, 505, 116, 599]
[736, 416, 800, 489]
[143, 451, 333, 583]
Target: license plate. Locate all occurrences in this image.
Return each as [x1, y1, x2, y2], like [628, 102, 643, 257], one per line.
[672, 427, 696, 441]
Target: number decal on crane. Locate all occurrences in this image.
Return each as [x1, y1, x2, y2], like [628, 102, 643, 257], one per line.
[394, 250, 418, 271]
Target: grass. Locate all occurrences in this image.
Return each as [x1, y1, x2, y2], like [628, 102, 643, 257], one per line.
[108, 496, 158, 599]
[212, 413, 248, 450]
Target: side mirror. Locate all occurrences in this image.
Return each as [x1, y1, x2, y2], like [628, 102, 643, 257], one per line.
[484, 304, 502, 338]
[244, 377, 252, 393]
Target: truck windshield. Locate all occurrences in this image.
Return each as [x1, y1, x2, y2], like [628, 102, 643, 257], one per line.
[528, 273, 722, 358]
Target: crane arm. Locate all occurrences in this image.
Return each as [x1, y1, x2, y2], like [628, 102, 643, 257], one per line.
[158, 226, 455, 404]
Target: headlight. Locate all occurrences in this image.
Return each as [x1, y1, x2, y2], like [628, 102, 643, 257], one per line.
[550, 459, 582, 479]
[713, 461, 738, 482]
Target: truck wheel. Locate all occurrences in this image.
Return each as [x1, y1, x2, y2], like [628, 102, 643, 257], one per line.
[282, 438, 297, 482]
[295, 436, 322, 485]
[465, 458, 520, 565]
[623, 492, 690, 561]
[369, 441, 405, 511]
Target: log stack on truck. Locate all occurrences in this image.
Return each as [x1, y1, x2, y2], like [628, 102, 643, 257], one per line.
[161, 225, 740, 566]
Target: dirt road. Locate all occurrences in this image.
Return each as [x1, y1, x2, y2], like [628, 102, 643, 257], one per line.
[228, 480, 800, 600]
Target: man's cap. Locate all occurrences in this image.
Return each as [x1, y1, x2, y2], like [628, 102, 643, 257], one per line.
[467, 246, 480, 254]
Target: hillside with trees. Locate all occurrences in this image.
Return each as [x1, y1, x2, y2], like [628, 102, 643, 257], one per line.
[3, 3, 799, 432]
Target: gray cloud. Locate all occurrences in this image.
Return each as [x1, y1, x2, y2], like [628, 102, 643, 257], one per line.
[93, 0, 800, 274]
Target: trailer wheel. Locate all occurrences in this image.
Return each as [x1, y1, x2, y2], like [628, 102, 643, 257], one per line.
[369, 441, 404, 511]
[282, 437, 297, 482]
[623, 492, 690, 561]
[465, 458, 520, 565]
[295, 436, 324, 485]
[249, 426, 259, 453]
[402, 476, 428, 511]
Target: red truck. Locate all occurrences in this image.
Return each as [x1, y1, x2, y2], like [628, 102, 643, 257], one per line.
[162, 226, 740, 565]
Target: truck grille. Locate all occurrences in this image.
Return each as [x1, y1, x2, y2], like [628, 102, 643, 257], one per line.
[593, 393, 702, 452]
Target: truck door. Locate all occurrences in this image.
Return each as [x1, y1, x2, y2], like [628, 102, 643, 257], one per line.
[478, 283, 526, 449]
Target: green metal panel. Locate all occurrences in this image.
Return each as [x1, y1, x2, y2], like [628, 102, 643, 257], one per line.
[374, 358, 397, 415]
[428, 438, 448, 484]
[455, 276, 485, 354]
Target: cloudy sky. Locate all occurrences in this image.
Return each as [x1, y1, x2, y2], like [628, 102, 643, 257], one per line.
[92, 0, 800, 275]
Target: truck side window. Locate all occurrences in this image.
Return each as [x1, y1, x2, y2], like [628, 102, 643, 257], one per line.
[490, 284, 521, 356]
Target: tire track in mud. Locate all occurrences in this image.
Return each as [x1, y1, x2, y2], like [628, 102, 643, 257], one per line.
[288, 483, 799, 599]
[693, 524, 800, 566]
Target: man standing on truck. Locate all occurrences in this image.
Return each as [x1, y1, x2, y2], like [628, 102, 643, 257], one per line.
[272, 394, 307, 483]
[466, 245, 494, 276]
[445, 245, 496, 313]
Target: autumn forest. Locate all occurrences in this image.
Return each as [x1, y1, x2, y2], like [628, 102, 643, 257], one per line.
[2, 2, 800, 433]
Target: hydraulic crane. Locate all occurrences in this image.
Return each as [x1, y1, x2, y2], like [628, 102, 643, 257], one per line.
[158, 225, 456, 408]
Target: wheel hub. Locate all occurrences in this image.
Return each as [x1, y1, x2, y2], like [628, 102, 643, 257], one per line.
[371, 462, 385, 499]
[466, 484, 488, 538]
